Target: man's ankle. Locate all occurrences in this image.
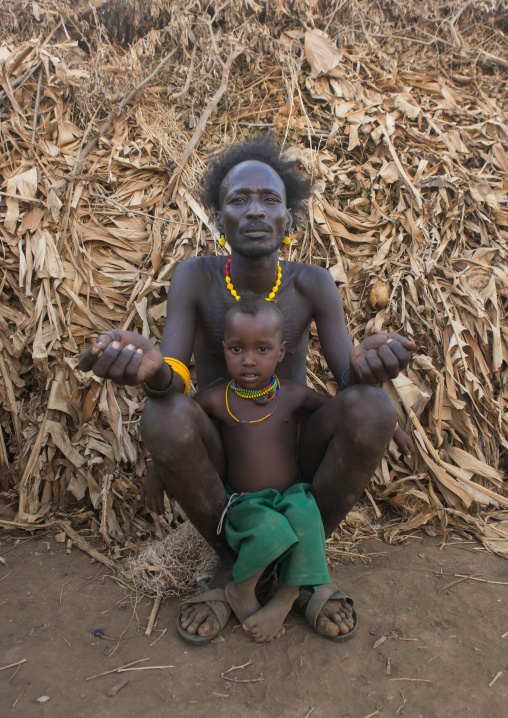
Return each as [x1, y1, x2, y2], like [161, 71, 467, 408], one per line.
[208, 562, 234, 588]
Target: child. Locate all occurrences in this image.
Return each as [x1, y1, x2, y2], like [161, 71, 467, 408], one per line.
[194, 298, 356, 643]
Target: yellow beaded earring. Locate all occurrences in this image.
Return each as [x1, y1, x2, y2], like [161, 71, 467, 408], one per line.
[283, 235, 291, 245]
[219, 237, 226, 247]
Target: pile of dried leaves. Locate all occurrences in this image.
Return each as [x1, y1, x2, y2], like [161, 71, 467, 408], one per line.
[1, 0, 507, 571]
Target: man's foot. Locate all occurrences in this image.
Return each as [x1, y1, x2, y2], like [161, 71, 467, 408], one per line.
[179, 562, 234, 638]
[225, 581, 261, 625]
[242, 585, 299, 642]
[299, 583, 358, 641]
[315, 596, 355, 637]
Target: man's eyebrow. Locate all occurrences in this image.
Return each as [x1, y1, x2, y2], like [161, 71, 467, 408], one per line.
[227, 186, 283, 197]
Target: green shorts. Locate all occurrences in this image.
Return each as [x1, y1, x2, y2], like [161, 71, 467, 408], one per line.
[223, 483, 330, 588]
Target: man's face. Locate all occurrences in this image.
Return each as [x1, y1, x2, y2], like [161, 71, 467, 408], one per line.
[223, 312, 286, 389]
[217, 161, 292, 258]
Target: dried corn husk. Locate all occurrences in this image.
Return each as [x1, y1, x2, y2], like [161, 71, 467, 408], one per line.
[0, 0, 506, 564]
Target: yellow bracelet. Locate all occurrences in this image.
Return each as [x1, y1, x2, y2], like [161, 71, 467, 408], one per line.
[164, 357, 191, 394]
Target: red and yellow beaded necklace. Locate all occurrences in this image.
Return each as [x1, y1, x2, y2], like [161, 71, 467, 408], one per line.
[224, 257, 281, 301]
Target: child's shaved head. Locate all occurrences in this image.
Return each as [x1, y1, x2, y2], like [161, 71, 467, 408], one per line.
[225, 298, 284, 341]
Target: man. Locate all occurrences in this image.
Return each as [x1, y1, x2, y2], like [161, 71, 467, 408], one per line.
[78, 136, 415, 644]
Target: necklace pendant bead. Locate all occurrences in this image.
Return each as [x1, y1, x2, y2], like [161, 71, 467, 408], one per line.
[255, 395, 268, 405]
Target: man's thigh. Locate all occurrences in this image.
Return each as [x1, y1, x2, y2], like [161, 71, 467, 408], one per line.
[141, 392, 225, 479]
[298, 385, 393, 482]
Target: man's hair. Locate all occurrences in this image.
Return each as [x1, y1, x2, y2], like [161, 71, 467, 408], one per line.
[225, 298, 285, 340]
[201, 135, 312, 214]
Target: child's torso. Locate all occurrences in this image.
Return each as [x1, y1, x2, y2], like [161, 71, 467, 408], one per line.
[217, 383, 305, 494]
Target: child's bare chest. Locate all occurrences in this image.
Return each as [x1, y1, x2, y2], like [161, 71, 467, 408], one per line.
[218, 389, 300, 440]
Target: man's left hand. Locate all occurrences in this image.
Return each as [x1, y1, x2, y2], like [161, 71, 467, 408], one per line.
[349, 333, 416, 386]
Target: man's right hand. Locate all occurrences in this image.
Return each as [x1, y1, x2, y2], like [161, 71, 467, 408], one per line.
[78, 330, 164, 386]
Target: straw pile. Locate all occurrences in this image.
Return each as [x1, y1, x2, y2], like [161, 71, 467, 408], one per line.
[1, 0, 507, 574]
[130, 520, 217, 597]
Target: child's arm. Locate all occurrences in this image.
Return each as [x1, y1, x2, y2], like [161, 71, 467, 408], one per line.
[393, 423, 414, 458]
[300, 385, 331, 414]
[193, 385, 224, 419]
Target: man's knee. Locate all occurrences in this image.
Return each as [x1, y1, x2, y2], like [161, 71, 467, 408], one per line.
[338, 385, 396, 449]
[140, 393, 199, 461]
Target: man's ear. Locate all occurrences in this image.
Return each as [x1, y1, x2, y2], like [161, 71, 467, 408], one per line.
[286, 208, 293, 233]
[278, 340, 287, 362]
[216, 211, 223, 233]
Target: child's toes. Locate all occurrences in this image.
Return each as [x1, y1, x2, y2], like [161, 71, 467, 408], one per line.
[242, 616, 256, 632]
[256, 633, 271, 643]
[243, 621, 263, 640]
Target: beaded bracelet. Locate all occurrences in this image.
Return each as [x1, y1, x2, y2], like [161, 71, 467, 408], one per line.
[142, 364, 175, 398]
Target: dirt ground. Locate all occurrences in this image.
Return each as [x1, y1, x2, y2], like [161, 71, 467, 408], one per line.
[1, 532, 507, 718]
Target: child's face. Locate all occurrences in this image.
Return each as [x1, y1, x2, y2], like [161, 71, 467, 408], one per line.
[224, 312, 286, 389]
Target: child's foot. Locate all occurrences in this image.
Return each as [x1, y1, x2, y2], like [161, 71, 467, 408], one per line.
[242, 585, 300, 642]
[225, 581, 261, 625]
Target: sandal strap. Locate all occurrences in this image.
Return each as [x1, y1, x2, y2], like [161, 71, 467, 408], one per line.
[181, 587, 227, 607]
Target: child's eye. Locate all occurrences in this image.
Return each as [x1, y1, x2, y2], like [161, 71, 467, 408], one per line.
[258, 346, 268, 353]
[230, 346, 241, 353]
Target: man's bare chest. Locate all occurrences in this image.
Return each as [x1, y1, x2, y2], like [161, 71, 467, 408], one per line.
[195, 282, 312, 357]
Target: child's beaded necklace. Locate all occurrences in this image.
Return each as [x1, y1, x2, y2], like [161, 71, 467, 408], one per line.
[232, 374, 279, 405]
[226, 374, 280, 424]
